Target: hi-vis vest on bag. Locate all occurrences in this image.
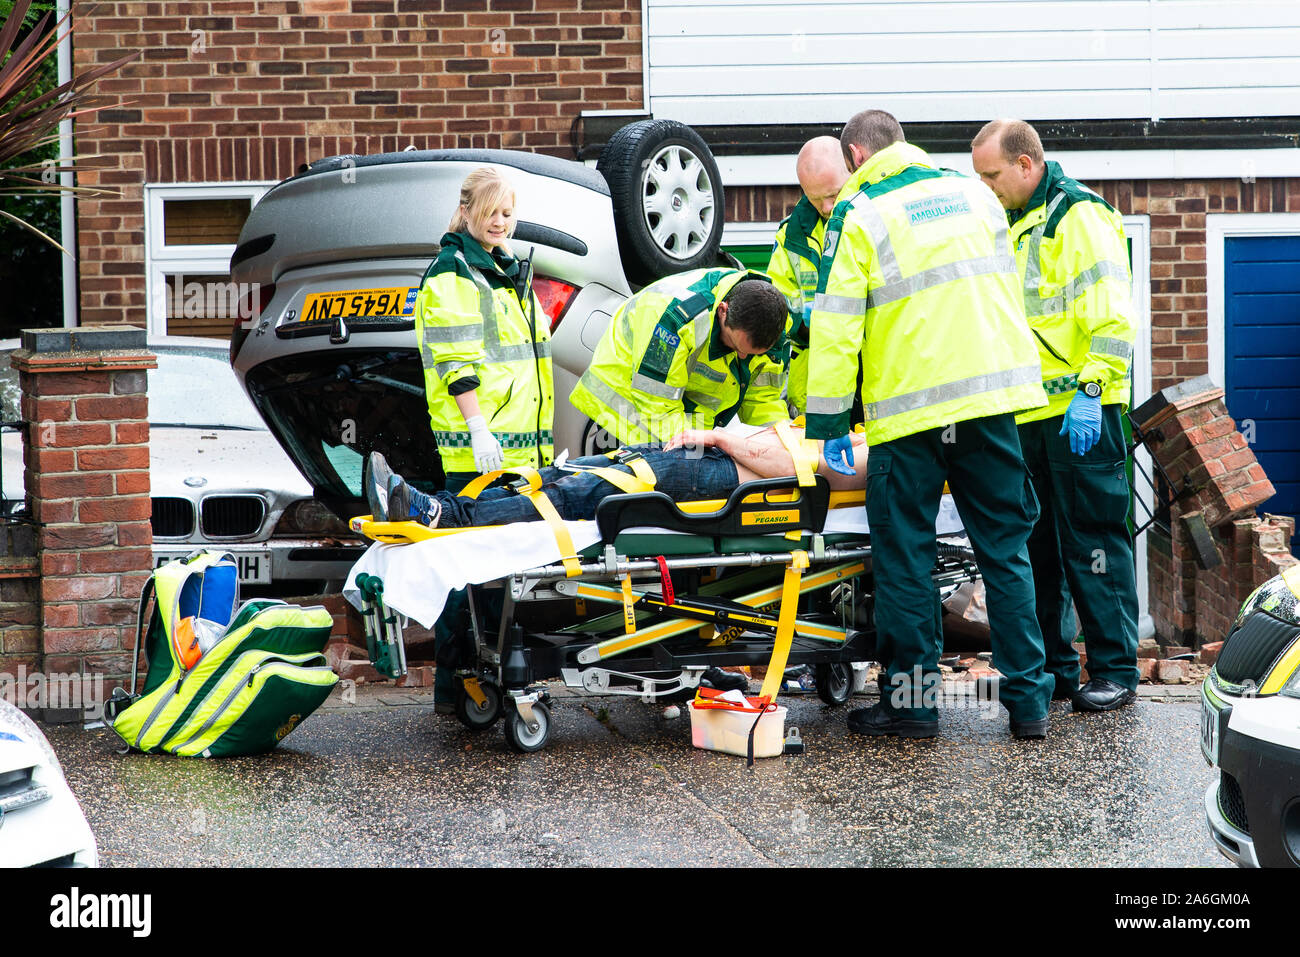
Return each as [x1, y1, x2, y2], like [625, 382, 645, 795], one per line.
[767, 197, 826, 415]
[1007, 161, 1136, 424]
[570, 267, 789, 445]
[805, 142, 1047, 445]
[416, 231, 555, 473]
[107, 551, 337, 757]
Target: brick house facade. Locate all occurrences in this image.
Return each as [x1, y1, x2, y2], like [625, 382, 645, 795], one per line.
[66, 1, 1298, 652]
[74, 0, 643, 327]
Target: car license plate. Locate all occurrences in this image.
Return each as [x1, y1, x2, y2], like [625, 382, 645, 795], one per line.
[154, 550, 273, 584]
[300, 286, 416, 322]
[1201, 694, 1229, 767]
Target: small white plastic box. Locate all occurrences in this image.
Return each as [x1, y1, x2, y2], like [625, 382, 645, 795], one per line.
[687, 699, 788, 758]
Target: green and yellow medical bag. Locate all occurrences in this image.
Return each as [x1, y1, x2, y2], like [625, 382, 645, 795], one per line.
[107, 550, 338, 757]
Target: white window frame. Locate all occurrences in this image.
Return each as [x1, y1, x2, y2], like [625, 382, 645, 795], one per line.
[144, 182, 275, 336]
[722, 221, 781, 249]
[1123, 214, 1155, 638]
[1206, 212, 1300, 390]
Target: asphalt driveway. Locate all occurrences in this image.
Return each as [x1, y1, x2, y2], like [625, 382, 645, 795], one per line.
[47, 683, 1225, 868]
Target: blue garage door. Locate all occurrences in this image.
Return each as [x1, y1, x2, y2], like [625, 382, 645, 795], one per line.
[1224, 235, 1300, 530]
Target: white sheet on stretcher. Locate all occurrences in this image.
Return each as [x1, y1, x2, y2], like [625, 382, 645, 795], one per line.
[343, 495, 965, 629]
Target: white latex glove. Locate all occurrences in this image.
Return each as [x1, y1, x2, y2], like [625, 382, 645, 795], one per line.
[465, 414, 504, 474]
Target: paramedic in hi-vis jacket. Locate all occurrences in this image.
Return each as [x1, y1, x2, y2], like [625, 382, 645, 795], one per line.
[806, 109, 1055, 740]
[766, 137, 850, 416]
[570, 268, 789, 446]
[414, 166, 554, 493]
[404, 166, 554, 712]
[971, 119, 1140, 713]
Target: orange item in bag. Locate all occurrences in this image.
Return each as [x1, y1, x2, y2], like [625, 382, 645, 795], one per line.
[173, 615, 202, 671]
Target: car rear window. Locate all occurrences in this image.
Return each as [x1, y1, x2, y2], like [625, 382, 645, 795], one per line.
[0, 346, 267, 432]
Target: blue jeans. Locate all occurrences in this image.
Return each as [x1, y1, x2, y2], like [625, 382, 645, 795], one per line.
[433, 446, 740, 527]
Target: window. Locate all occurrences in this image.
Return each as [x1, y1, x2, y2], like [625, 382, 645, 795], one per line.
[144, 184, 274, 339]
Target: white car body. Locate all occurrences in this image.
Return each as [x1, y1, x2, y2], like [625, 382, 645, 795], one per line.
[1201, 566, 1300, 868]
[0, 699, 97, 868]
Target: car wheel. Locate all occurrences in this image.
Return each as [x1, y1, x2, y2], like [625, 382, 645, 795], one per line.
[598, 119, 724, 286]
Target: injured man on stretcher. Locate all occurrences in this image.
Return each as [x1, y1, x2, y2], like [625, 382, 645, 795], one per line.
[365, 424, 869, 528]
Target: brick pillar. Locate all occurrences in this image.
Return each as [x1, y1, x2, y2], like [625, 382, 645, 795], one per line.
[1133, 375, 1282, 646]
[13, 326, 155, 718]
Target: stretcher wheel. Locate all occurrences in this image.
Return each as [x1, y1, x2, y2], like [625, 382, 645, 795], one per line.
[455, 681, 502, 731]
[816, 663, 853, 706]
[505, 701, 551, 753]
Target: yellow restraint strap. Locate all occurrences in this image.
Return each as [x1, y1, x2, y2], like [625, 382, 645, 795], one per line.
[773, 420, 818, 539]
[758, 549, 809, 702]
[457, 466, 583, 577]
[774, 420, 818, 488]
[559, 450, 657, 496]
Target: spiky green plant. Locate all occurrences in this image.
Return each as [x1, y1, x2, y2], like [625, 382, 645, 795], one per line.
[0, 0, 139, 251]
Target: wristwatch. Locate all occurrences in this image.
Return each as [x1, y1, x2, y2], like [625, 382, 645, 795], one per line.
[1079, 381, 1103, 399]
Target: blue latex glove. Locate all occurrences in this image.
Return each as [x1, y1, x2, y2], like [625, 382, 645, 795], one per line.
[823, 434, 856, 475]
[1059, 391, 1103, 455]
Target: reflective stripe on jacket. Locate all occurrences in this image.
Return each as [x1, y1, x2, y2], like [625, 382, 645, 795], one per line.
[570, 267, 789, 445]
[415, 231, 555, 473]
[805, 141, 1047, 444]
[767, 197, 826, 415]
[1008, 161, 1136, 424]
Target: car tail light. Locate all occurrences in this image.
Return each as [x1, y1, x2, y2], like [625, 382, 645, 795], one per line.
[532, 276, 579, 332]
[229, 282, 276, 364]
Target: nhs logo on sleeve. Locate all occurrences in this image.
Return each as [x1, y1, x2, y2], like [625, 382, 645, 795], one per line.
[905, 193, 972, 226]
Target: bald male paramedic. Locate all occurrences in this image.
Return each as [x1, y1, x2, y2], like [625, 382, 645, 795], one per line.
[570, 269, 789, 446]
[806, 109, 1054, 740]
[767, 137, 851, 415]
[971, 119, 1139, 713]
[366, 425, 869, 528]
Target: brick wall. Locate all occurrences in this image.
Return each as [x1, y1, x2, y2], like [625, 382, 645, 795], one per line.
[1151, 512, 1298, 647]
[724, 185, 800, 226]
[75, 0, 645, 327]
[12, 329, 156, 705]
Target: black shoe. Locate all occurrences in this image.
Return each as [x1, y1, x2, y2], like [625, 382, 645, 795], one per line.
[1010, 716, 1049, 739]
[1071, 677, 1137, 713]
[365, 451, 394, 521]
[846, 703, 938, 739]
[701, 666, 749, 693]
[1052, 677, 1078, 701]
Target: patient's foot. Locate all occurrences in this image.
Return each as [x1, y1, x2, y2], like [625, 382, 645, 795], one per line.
[365, 451, 394, 521]
[387, 474, 442, 527]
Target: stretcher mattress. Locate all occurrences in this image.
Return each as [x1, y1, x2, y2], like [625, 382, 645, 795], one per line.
[343, 496, 965, 629]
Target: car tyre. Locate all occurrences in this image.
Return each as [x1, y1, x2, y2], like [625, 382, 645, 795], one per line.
[598, 119, 724, 285]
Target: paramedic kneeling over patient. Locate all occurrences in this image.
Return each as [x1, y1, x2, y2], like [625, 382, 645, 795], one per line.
[364, 426, 868, 528]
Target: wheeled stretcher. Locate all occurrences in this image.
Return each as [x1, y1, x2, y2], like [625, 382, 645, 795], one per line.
[344, 451, 978, 754]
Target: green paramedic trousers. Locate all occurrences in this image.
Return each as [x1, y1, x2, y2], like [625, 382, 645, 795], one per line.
[434, 470, 497, 704]
[867, 412, 1053, 723]
[1018, 404, 1139, 692]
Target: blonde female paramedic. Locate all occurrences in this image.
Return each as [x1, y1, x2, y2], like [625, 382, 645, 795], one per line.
[414, 166, 555, 495]
[382, 167, 554, 714]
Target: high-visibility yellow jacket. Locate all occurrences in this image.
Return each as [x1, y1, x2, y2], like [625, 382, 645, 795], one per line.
[767, 197, 826, 415]
[570, 267, 789, 445]
[415, 230, 555, 473]
[1007, 161, 1136, 424]
[805, 141, 1047, 444]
